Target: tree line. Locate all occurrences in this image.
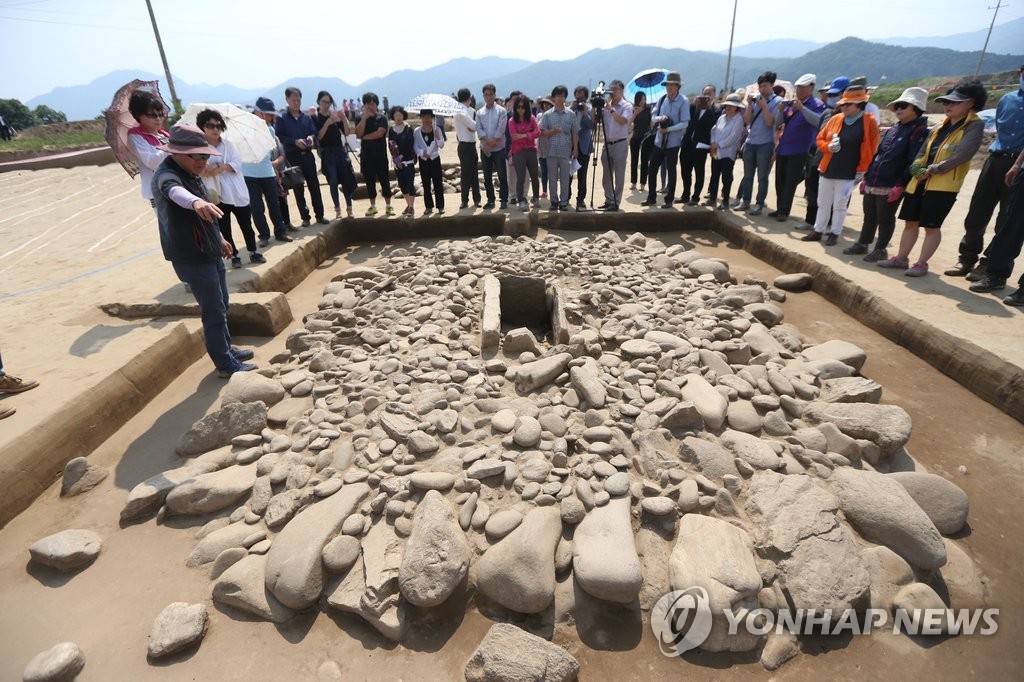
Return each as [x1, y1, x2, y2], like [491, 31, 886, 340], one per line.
[0, 99, 68, 132]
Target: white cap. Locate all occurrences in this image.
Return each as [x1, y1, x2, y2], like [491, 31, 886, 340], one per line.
[794, 73, 816, 87]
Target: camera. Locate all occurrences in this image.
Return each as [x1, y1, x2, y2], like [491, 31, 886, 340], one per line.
[658, 117, 671, 129]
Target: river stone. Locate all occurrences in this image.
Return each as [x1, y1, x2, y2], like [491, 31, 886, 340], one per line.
[679, 375, 728, 430]
[760, 630, 800, 671]
[821, 377, 883, 404]
[264, 483, 371, 609]
[147, 602, 209, 659]
[603, 472, 630, 497]
[515, 353, 572, 393]
[679, 437, 739, 481]
[407, 430, 439, 456]
[504, 328, 539, 354]
[29, 529, 102, 572]
[641, 497, 677, 516]
[773, 272, 813, 291]
[560, 497, 586, 524]
[491, 409, 517, 433]
[23, 642, 85, 682]
[570, 364, 607, 408]
[165, 464, 258, 516]
[176, 401, 268, 456]
[188, 521, 257, 567]
[59, 457, 107, 497]
[467, 458, 507, 480]
[831, 468, 946, 570]
[719, 430, 783, 470]
[726, 401, 761, 434]
[464, 623, 579, 682]
[475, 507, 562, 614]
[621, 339, 661, 358]
[409, 472, 456, 491]
[801, 340, 867, 371]
[120, 461, 220, 522]
[660, 401, 703, 430]
[513, 416, 542, 447]
[746, 471, 869, 612]
[888, 471, 969, 535]
[892, 583, 951, 634]
[212, 553, 294, 622]
[399, 490, 470, 607]
[322, 535, 361, 573]
[669, 514, 763, 652]
[221, 372, 286, 408]
[644, 330, 693, 354]
[802, 401, 912, 456]
[485, 509, 524, 539]
[573, 497, 643, 603]
[861, 545, 915, 611]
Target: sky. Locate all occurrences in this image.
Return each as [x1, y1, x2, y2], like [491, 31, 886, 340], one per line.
[2, 0, 1022, 102]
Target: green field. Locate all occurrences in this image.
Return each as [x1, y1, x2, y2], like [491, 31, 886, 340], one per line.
[1, 130, 107, 153]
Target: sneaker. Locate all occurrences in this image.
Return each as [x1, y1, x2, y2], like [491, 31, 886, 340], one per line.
[877, 256, 909, 269]
[943, 262, 972, 277]
[231, 347, 255, 361]
[249, 252, 267, 264]
[863, 248, 888, 263]
[965, 263, 987, 282]
[301, 219, 311, 227]
[748, 204, 763, 216]
[843, 243, 869, 255]
[904, 262, 929, 277]
[231, 256, 243, 269]
[738, 201, 750, 212]
[258, 238, 270, 247]
[423, 207, 433, 215]
[549, 202, 560, 211]
[559, 203, 569, 211]
[969, 275, 1007, 292]
[346, 207, 354, 218]
[275, 234, 294, 242]
[499, 201, 508, 210]
[824, 234, 838, 246]
[801, 231, 822, 242]
[335, 208, 342, 219]
[519, 201, 527, 210]
[1003, 286, 1024, 306]
[0, 374, 39, 394]
[316, 217, 330, 225]
[629, 184, 637, 191]
[794, 222, 814, 231]
[483, 201, 495, 209]
[437, 208, 445, 215]
[0, 403, 14, 420]
[385, 206, 395, 216]
[217, 362, 257, 379]
[365, 206, 378, 217]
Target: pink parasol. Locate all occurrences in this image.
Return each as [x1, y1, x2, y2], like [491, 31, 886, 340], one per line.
[103, 79, 169, 178]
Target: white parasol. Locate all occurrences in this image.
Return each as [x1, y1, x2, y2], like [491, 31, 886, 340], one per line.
[178, 102, 276, 164]
[405, 93, 464, 117]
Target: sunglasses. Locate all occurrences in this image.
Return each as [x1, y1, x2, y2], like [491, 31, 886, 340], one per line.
[142, 111, 166, 119]
[188, 153, 210, 160]
[203, 122, 225, 130]
[893, 103, 910, 110]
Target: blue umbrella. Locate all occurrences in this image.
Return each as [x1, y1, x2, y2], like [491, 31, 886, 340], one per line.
[627, 67, 670, 103]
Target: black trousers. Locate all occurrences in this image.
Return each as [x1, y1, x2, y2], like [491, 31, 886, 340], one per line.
[804, 167, 820, 224]
[646, 145, 680, 205]
[709, 157, 735, 202]
[361, 149, 393, 201]
[856, 193, 900, 250]
[218, 203, 256, 255]
[419, 157, 445, 210]
[458, 141, 481, 204]
[481, 149, 508, 203]
[774, 153, 807, 216]
[680, 147, 709, 201]
[630, 134, 654, 186]
[959, 154, 1017, 266]
[984, 176, 1024, 282]
[285, 150, 325, 222]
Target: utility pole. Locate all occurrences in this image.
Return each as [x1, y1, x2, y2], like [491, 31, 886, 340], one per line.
[975, 0, 1004, 77]
[723, 0, 738, 95]
[144, 0, 182, 115]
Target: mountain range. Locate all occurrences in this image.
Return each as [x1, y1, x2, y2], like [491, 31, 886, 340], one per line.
[27, 20, 1024, 121]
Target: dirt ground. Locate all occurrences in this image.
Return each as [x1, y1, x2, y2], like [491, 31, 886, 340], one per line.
[0, 230, 1020, 681]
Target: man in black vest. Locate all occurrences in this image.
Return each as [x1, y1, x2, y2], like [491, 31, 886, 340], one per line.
[679, 85, 721, 205]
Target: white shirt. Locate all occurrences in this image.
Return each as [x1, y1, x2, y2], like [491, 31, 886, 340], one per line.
[206, 139, 250, 207]
[414, 126, 445, 160]
[454, 104, 477, 143]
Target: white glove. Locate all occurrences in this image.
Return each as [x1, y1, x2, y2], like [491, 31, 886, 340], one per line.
[828, 135, 841, 153]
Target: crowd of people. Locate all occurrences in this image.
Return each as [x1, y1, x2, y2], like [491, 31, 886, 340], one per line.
[123, 66, 1024, 378]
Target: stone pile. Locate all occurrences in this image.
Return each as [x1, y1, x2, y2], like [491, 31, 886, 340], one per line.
[107, 231, 981, 673]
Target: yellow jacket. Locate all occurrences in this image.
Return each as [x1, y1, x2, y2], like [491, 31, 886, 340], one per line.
[907, 111, 983, 194]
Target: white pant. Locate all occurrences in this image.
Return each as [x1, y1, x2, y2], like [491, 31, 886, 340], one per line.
[814, 176, 856, 235]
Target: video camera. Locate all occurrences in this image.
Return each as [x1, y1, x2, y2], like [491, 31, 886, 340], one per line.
[590, 81, 607, 113]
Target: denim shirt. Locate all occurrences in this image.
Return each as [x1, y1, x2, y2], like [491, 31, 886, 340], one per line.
[652, 94, 690, 149]
[990, 87, 1024, 154]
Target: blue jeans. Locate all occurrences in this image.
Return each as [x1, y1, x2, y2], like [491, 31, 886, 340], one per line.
[739, 141, 774, 206]
[319, 146, 357, 210]
[172, 259, 233, 371]
[245, 175, 286, 239]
